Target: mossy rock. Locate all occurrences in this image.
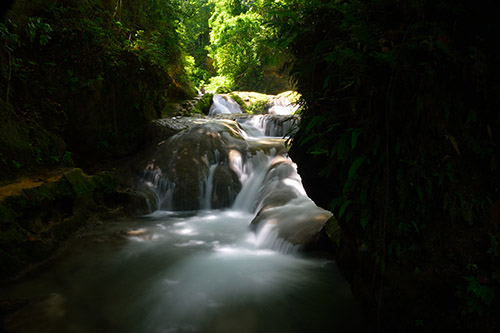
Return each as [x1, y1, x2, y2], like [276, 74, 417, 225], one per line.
[323, 215, 341, 248]
[192, 93, 214, 115]
[0, 168, 120, 279]
[63, 169, 95, 198]
[229, 91, 269, 115]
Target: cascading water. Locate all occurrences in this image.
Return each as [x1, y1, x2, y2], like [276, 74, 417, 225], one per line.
[1, 105, 366, 332]
[208, 94, 243, 115]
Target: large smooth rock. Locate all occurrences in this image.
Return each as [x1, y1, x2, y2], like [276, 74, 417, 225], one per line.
[251, 196, 333, 247]
[249, 155, 333, 249]
[138, 119, 249, 211]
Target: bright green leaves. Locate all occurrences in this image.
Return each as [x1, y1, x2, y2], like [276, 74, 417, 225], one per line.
[207, 1, 268, 91]
[179, 0, 214, 87]
[204, 0, 293, 92]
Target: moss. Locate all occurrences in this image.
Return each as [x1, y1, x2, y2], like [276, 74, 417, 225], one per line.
[229, 91, 269, 115]
[192, 93, 214, 115]
[91, 172, 118, 206]
[63, 168, 95, 198]
[0, 168, 122, 279]
[324, 215, 341, 248]
[277, 91, 301, 104]
[247, 99, 268, 115]
[228, 94, 247, 113]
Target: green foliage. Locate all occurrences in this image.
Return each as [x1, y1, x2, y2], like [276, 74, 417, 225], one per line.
[179, 0, 215, 87]
[209, 10, 263, 89]
[206, 75, 233, 93]
[274, 0, 500, 329]
[204, 0, 292, 92]
[246, 99, 268, 115]
[457, 276, 496, 315]
[192, 93, 214, 115]
[25, 17, 52, 45]
[1, 0, 196, 171]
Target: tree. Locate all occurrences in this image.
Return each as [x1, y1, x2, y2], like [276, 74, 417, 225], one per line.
[208, 8, 263, 90]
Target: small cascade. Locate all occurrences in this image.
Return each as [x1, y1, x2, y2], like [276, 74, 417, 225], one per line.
[200, 150, 220, 210]
[137, 114, 331, 252]
[237, 115, 298, 138]
[266, 95, 300, 115]
[253, 221, 299, 254]
[208, 94, 243, 115]
[231, 150, 277, 212]
[2, 109, 365, 333]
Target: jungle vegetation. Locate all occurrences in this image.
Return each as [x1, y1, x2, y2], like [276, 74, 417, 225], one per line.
[1, 0, 500, 332]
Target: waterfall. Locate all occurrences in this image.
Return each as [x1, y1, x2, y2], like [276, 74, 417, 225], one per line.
[236, 115, 298, 138]
[208, 94, 243, 115]
[137, 114, 330, 253]
[266, 96, 300, 115]
[3, 115, 365, 333]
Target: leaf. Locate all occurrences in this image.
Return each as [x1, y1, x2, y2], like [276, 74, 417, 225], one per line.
[351, 128, 362, 149]
[309, 148, 328, 156]
[348, 156, 365, 179]
[338, 200, 351, 219]
[337, 134, 347, 163]
[305, 116, 324, 133]
[360, 215, 369, 229]
[411, 220, 420, 233]
[328, 197, 343, 211]
[445, 135, 461, 156]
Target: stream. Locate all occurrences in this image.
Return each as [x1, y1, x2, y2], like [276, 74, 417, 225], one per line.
[1, 96, 366, 332]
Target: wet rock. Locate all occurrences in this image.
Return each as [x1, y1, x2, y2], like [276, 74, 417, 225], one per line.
[135, 119, 249, 211]
[249, 155, 333, 249]
[251, 196, 333, 247]
[211, 164, 242, 209]
[0, 168, 122, 279]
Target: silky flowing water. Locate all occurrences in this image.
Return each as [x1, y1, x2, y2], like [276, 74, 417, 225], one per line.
[2, 102, 366, 332]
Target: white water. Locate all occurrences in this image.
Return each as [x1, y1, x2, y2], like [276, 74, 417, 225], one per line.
[266, 98, 300, 115]
[2, 210, 365, 333]
[208, 95, 243, 115]
[236, 115, 298, 138]
[1, 115, 366, 333]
